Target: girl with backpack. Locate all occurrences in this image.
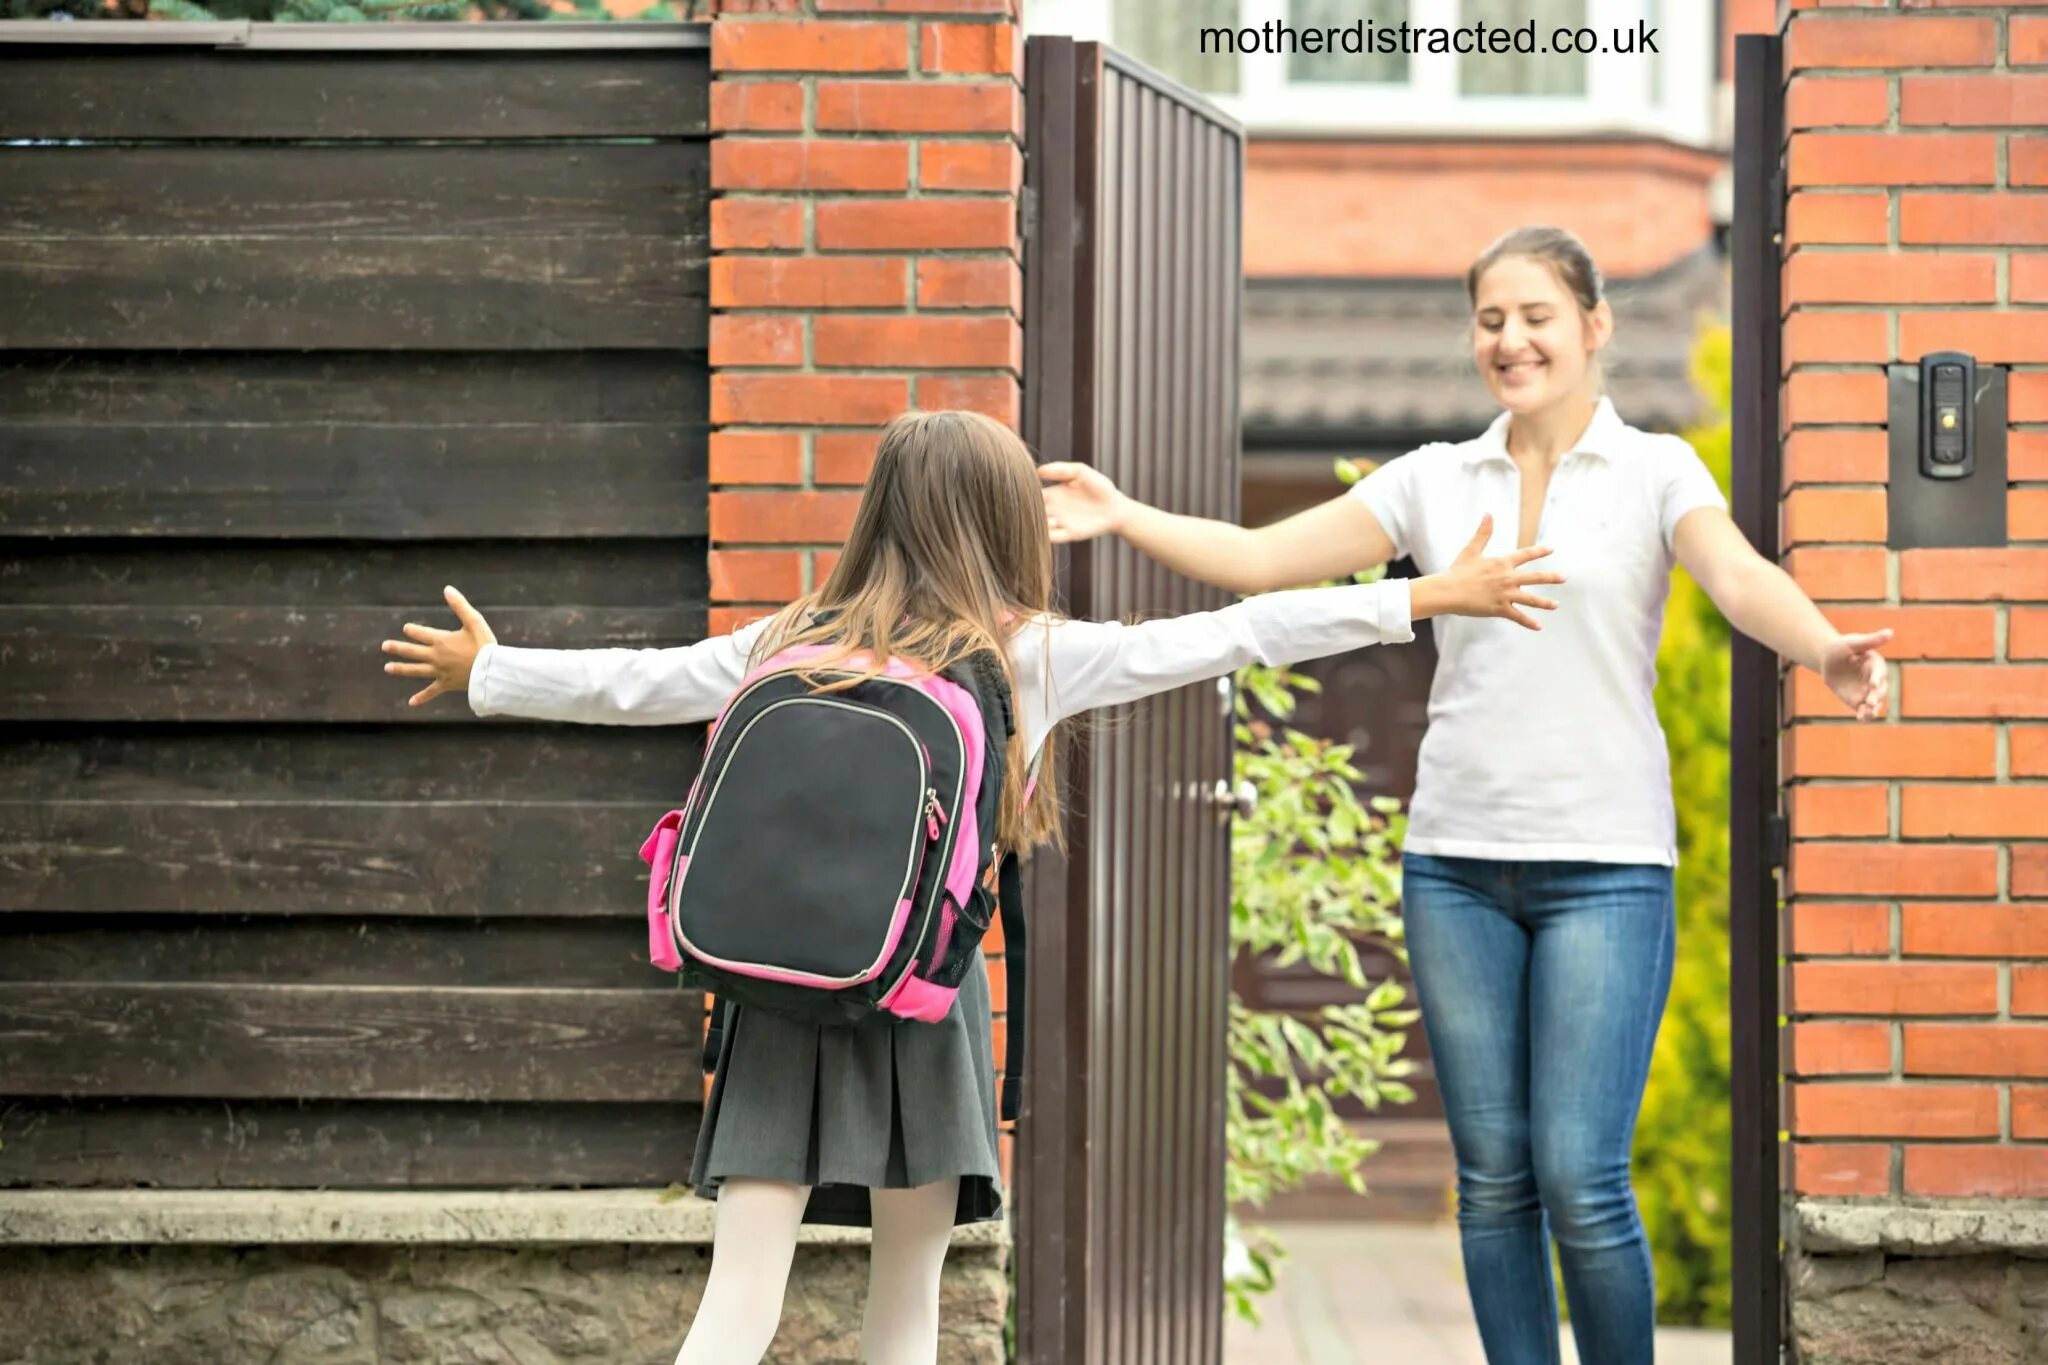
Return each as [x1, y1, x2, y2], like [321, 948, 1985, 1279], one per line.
[378, 407, 1563, 1365]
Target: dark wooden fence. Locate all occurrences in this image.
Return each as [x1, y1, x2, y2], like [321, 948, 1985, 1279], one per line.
[0, 23, 715, 1189]
[1020, 37, 1244, 1364]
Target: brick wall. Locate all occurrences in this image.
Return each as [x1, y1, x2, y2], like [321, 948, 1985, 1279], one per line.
[1781, 0, 2048, 1205]
[705, 0, 1026, 1177]
[1781, 4, 2048, 1355]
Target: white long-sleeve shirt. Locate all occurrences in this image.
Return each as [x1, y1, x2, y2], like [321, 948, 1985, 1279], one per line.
[467, 579, 1415, 757]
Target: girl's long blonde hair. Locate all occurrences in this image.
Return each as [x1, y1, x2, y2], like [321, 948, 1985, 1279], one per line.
[752, 409, 1063, 850]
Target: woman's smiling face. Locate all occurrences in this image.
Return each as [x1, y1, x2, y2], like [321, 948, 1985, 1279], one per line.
[1470, 254, 1610, 415]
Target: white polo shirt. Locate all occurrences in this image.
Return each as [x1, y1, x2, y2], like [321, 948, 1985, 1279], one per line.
[1351, 397, 1727, 866]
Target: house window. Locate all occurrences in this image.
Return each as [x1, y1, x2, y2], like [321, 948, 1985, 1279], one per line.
[1288, 0, 1408, 85]
[1112, 0, 1239, 94]
[1458, 0, 1588, 97]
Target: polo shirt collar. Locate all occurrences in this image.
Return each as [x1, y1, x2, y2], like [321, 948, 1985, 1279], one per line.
[1462, 396, 1624, 466]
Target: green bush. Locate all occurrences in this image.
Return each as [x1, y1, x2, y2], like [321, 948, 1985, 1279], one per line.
[1633, 321, 1735, 1328]
[1224, 541, 1418, 1321]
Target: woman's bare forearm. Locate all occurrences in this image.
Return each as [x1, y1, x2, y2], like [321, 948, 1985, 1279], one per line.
[1117, 502, 1282, 593]
[1115, 493, 1398, 594]
[1713, 557, 1839, 675]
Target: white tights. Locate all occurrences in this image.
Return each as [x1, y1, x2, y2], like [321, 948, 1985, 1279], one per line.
[673, 1177, 960, 1365]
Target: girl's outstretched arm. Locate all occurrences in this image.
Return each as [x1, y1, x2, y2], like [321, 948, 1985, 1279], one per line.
[1038, 516, 1559, 723]
[1040, 462, 1396, 595]
[378, 585, 770, 726]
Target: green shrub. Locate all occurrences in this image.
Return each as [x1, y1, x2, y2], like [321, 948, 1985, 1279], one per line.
[1225, 603, 1418, 1321]
[1227, 667, 1414, 1193]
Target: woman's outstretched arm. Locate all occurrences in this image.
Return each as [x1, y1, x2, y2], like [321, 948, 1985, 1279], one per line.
[1040, 462, 1400, 594]
[1673, 506, 1891, 720]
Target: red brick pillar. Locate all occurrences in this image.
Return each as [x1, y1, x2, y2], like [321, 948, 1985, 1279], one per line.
[1781, 3, 2048, 1354]
[705, 0, 1026, 1178]
[706, 0, 1023, 640]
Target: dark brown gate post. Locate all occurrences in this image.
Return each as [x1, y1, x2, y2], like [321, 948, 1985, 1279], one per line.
[1729, 30, 1786, 1365]
[1019, 35, 1243, 1365]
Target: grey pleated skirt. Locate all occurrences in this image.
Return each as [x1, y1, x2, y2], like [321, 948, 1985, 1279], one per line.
[688, 949, 1004, 1228]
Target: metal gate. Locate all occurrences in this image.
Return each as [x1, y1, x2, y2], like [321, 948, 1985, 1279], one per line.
[1730, 31, 1787, 1365]
[1018, 36, 1244, 1365]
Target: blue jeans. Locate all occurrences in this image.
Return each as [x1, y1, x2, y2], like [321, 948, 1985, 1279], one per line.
[1400, 853, 1676, 1365]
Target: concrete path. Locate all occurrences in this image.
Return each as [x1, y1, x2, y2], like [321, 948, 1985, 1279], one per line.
[1222, 1222, 1733, 1364]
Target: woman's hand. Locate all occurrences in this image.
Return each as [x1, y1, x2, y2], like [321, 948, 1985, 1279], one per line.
[1039, 462, 1131, 544]
[1410, 515, 1565, 629]
[380, 585, 497, 707]
[1820, 629, 1891, 721]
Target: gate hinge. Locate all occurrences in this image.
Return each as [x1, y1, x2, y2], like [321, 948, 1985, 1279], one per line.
[1766, 812, 1789, 870]
[1768, 165, 1786, 241]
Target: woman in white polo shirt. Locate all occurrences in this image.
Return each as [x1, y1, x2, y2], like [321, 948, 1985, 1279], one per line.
[1039, 225, 1890, 1364]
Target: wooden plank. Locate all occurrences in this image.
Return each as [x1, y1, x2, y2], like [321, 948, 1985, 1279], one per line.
[0, 800, 677, 917]
[0, 423, 709, 539]
[0, 1100, 700, 1188]
[0, 143, 707, 240]
[0, 727, 703, 804]
[0, 352, 704, 425]
[0, 238, 707, 351]
[0, 982, 704, 1101]
[0, 52, 711, 140]
[0, 916, 679, 989]
[0, 542, 707, 609]
[0, 605, 705, 722]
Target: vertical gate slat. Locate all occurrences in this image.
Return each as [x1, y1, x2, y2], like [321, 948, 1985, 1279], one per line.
[1022, 37, 1243, 1363]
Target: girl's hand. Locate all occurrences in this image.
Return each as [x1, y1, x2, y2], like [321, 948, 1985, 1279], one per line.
[1039, 462, 1131, 544]
[1820, 629, 1891, 721]
[380, 585, 497, 707]
[1410, 515, 1565, 629]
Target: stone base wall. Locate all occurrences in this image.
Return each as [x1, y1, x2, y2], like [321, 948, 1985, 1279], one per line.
[1790, 1200, 2048, 1365]
[0, 1242, 1008, 1365]
[1791, 1249, 2048, 1365]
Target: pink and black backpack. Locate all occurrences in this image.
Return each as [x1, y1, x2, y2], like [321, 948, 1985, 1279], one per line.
[638, 635, 1027, 1119]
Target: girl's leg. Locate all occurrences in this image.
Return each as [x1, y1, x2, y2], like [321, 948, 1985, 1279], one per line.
[861, 1178, 960, 1365]
[674, 1178, 811, 1365]
[1524, 862, 1676, 1365]
[1399, 854, 1558, 1365]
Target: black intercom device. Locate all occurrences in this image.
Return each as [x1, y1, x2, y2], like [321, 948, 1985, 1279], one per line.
[1919, 351, 1974, 480]
[1887, 352, 2007, 550]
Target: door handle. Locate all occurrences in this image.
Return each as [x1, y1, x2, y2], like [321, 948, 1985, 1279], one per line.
[1207, 777, 1257, 823]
